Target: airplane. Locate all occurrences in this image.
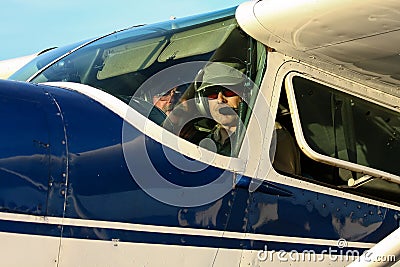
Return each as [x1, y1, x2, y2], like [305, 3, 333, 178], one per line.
[1, 0, 400, 266]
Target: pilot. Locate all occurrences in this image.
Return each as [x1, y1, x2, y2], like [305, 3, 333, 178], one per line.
[195, 62, 247, 156]
[195, 61, 301, 176]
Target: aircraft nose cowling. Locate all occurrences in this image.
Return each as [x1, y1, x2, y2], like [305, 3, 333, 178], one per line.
[0, 79, 132, 218]
[0, 80, 68, 217]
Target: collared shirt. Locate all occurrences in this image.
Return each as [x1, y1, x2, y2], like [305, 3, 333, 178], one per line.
[203, 124, 235, 157]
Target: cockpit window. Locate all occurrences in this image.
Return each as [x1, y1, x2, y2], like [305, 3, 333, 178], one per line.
[292, 76, 400, 176]
[9, 41, 87, 81]
[26, 7, 265, 158]
[28, 8, 237, 101]
[277, 74, 400, 204]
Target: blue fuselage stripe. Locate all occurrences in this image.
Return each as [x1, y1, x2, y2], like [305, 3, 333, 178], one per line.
[0, 218, 367, 254]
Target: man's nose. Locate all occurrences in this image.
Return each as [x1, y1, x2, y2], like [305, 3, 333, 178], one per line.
[217, 92, 227, 103]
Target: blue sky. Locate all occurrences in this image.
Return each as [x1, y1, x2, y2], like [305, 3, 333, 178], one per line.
[1, 0, 245, 60]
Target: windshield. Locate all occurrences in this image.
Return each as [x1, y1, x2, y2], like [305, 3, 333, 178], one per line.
[9, 40, 89, 81]
[28, 7, 238, 103]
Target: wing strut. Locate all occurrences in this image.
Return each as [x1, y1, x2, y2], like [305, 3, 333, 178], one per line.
[347, 227, 400, 267]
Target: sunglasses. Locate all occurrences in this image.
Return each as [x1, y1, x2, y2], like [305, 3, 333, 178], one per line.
[154, 88, 182, 100]
[203, 86, 242, 99]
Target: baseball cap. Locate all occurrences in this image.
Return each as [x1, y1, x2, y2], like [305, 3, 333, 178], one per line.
[196, 62, 246, 92]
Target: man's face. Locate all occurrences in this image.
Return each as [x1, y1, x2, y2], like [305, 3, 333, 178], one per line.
[153, 87, 178, 115]
[206, 86, 242, 127]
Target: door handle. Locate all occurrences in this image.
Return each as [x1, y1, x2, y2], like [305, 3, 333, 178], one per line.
[235, 175, 293, 197]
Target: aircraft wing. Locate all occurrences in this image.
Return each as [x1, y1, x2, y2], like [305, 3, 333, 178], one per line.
[236, 0, 400, 97]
